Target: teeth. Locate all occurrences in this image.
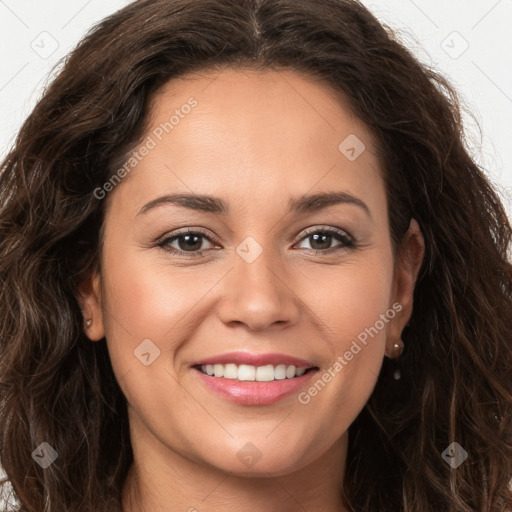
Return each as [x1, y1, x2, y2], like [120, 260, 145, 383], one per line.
[200, 363, 309, 381]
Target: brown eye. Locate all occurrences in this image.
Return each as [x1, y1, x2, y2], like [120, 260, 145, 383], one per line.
[157, 229, 216, 256]
[296, 228, 355, 253]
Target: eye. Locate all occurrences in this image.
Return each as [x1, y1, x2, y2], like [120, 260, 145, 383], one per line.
[295, 227, 355, 253]
[156, 229, 217, 257]
[155, 226, 356, 257]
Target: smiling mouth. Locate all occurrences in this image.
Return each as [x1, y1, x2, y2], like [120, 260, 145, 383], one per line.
[194, 363, 318, 382]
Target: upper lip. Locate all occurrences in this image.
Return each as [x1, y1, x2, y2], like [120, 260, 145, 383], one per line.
[192, 351, 317, 369]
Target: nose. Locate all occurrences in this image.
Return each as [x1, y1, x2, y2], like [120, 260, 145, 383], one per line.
[215, 244, 301, 332]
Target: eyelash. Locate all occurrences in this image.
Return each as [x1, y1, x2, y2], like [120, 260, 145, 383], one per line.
[155, 226, 356, 258]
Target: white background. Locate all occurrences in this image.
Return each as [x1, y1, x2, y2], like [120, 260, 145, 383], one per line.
[1, 0, 511, 218]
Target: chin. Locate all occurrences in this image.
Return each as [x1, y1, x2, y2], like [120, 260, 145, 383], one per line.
[198, 439, 314, 477]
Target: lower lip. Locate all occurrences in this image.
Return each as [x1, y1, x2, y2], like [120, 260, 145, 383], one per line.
[193, 368, 318, 406]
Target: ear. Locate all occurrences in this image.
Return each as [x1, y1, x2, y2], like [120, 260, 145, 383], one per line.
[77, 268, 105, 342]
[387, 218, 425, 343]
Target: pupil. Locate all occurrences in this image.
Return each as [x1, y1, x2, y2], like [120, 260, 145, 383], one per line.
[179, 234, 202, 251]
[311, 233, 331, 250]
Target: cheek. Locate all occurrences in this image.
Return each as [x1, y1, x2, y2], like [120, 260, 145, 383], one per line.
[99, 251, 204, 428]
[101, 245, 202, 339]
[98, 244, 190, 386]
[301, 254, 394, 345]
[296, 254, 394, 414]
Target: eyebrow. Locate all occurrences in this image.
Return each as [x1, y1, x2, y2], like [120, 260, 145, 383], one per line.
[137, 191, 372, 219]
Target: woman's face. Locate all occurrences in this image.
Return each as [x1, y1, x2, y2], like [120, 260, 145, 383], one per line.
[82, 68, 422, 477]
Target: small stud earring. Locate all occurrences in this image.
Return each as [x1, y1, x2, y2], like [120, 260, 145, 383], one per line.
[386, 338, 404, 359]
[392, 338, 404, 358]
[85, 319, 92, 328]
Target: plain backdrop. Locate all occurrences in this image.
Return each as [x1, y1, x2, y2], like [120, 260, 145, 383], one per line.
[0, 0, 511, 218]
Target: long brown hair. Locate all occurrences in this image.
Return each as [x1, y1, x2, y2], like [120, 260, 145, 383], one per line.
[1, 0, 511, 510]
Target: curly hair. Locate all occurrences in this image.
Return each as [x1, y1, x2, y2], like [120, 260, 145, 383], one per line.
[1, 0, 511, 510]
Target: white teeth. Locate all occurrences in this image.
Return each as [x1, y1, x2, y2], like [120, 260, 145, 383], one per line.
[275, 364, 287, 380]
[223, 364, 238, 379]
[256, 365, 274, 381]
[238, 364, 256, 381]
[199, 363, 310, 381]
[285, 365, 296, 379]
[213, 364, 224, 377]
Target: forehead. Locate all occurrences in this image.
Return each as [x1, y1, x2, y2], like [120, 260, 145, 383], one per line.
[148, 67, 374, 148]
[107, 67, 385, 219]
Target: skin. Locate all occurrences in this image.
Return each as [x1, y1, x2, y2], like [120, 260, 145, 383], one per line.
[79, 67, 424, 512]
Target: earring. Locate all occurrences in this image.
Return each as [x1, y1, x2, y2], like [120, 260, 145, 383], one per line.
[389, 337, 404, 380]
[391, 338, 404, 358]
[85, 319, 92, 328]
[386, 337, 404, 359]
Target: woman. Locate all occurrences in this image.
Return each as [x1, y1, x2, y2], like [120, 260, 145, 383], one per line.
[1, 0, 511, 511]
